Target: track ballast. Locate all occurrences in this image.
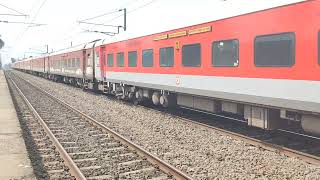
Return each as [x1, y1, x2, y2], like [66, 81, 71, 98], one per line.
[9, 70, 320, 179]
[6, 71, 191, 180]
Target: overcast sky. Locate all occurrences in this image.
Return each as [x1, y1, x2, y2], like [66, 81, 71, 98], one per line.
[0, 0, 304, 64]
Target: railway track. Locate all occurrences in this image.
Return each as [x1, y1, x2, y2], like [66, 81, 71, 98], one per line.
[6, 71, 192, 180]
[9, 79, 75, 179]
[142, 106, 320, 165]
[9, 70, 320, 177]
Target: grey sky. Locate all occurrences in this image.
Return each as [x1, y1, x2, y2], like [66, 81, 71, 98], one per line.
[0, 0, 304, 64]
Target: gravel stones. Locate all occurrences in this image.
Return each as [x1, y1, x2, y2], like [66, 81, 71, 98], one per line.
[8, 76, 74, 180]
[10, 72, 170, 179]
[15, 71, 320, 179]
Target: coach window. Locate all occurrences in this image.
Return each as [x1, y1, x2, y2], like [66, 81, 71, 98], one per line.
[76, 58, 80, 67]
[72, 58, 76, 67]
[160, 47, 174, 67]
[212, 39, 239, 67]
[254, 32, 295, 67]
[142, 49, 154, 67]
[107, 54, 114, 67]
[117, 52, 125, 67]
[128, 51, 137, 67]
[68, 59, 71, 67]
[182, 43, 201, 67]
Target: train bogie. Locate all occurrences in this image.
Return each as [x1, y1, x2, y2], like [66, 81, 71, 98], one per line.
[152, 91, 161, 105]
[159, 93, 176, 108]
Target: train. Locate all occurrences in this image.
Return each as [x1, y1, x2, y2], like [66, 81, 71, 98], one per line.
[12, 0, 320, 135]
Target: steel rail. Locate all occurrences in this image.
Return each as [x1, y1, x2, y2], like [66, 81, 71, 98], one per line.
[139, 106, 320, 165]
[6, 73, 86, 180]
[11, 72, 193, 180]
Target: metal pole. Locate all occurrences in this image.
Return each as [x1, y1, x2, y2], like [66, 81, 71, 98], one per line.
[124, 8, 127, 31]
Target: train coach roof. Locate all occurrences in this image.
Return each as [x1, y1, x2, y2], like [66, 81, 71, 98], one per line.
[48, 39, 104, 56]
[13, 52, 50, 64]
[49, 43, 87, 56]
[16, 56, 39, 62]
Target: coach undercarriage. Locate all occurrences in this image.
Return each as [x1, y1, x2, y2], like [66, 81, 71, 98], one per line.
[86, 79, 315, 134]
[92, 80, 319, 135]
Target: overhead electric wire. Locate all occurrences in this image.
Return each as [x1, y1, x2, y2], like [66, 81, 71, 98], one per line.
[27, 0, 47, 26]
[81, 0, 147, 29]
[0, 13, 27, 17]
[128, 0, 158, 13]
[54, 0, 137, 44]
[14, 0, 47, 44]
[0, 3, 26, 15]
[41, 0, 152, 50]
[78, 0, 140, 28]
[81, 0, 158, 37]
[0, 20, 44, 25]
[103, 0, 158, 23]
[79, 9, 119, 22]
[119, 0, 141, 9]
[78, 21, 120, 27]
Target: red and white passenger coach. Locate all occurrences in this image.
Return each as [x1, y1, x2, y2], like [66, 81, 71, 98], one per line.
[12, 0, 320, 134]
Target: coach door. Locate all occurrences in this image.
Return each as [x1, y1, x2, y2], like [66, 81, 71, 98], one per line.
[45, 56, 50, 74]
[43, 57, 45, 73]
[84, 48, 94, 81]
[94, 47, 102, 82]
[100, 46, 106, 80]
